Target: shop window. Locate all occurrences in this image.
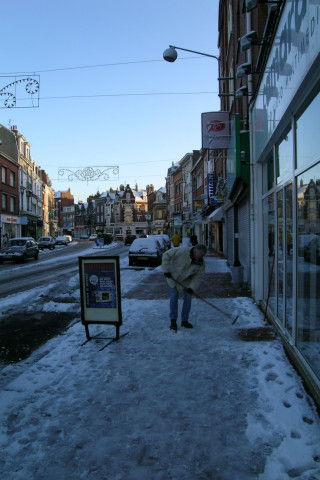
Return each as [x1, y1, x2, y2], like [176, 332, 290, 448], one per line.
[285, 184, 293, 333]
[276, 129, 293, 185]
[263, 194, 276, 315]
[277, 190, 284, 322]
[296, 91, 320, 171]
[296, 164, 320, 377]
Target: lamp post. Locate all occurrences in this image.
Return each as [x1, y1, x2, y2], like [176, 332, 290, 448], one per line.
[163, 44, 221, 247]
[163, 44, 221, 91]
[163, 45, 220, 63]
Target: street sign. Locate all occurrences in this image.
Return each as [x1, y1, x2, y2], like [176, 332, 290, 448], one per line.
[78, 256, 122, 340]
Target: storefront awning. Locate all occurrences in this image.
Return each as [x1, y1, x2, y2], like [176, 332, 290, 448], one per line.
[208, 207, 223, 222]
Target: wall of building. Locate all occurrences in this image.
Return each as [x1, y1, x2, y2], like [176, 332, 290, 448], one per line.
[250, 0, 320, 405]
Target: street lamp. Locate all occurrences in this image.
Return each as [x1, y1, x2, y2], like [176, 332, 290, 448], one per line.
[163, 45, 220, 63]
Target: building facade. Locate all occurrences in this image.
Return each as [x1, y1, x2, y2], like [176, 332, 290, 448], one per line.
[248, 0, 320, 404]
[147, 185, 167, 235]
[90, 184, 151, 238]
[12, 126, 45, 239]
[213, 0, 320, 405]
[0, 125, 20, 245]
[0, 124, 53, 242]
[54, 188, 75, 236]
[41, 170, 56, 237]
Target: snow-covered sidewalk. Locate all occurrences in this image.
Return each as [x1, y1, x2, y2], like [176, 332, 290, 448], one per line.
[0, 255, 320, 480]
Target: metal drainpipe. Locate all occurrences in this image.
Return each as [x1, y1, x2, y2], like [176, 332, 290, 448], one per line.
[247, 10, 256, 297]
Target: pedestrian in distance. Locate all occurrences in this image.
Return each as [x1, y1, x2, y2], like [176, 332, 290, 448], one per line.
[190, 234, 198, 246]
[171, 231, 181, 247]
[161, 243, 207, 331]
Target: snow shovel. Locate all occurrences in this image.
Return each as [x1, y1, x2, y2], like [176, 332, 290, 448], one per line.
[171, 276, 239, 324]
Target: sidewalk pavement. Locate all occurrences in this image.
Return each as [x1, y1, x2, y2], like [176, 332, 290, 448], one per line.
[125, 248, 252, 301]
[1, 252, 320, 479]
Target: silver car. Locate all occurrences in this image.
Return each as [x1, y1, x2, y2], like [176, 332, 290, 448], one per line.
[0, 237, 39, 264]
[38, 236, 55, 250]
[128, 237, 163, 267]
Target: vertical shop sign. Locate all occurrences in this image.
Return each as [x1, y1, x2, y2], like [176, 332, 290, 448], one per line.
[207, 173, 215, 199]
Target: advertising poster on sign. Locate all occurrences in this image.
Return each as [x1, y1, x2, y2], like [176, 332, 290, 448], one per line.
[84, 261, 116, 309]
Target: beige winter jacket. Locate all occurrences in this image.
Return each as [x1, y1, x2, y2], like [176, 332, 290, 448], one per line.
[161, 246, 205, 292]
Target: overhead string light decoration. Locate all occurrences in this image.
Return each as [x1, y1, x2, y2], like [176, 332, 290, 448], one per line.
[58, 166, 119, 184]
[0, 76, 40, 108]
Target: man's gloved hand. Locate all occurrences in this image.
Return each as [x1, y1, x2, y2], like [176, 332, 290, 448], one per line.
[186, 288, 193, 295]
[164, 272, 172, 278]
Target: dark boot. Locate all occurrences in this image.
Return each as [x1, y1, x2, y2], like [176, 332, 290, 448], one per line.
[170, 319, 178, 331]
[181, 320, 193, 329]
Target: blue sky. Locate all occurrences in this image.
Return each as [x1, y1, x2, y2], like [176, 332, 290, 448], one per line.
[0, 0, 220, 203]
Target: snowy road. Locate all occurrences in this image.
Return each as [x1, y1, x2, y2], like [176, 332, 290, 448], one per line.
[0, 241, 128, 296]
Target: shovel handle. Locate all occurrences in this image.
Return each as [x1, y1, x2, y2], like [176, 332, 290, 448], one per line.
[171, 276, 233, 320]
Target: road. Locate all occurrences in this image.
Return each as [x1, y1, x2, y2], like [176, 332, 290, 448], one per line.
[0, 240, 128, 296]
[0, 240, 129, 368]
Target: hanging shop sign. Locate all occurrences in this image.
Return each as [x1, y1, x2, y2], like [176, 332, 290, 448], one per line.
[201, 111, 230, 149]
[78, 256, 122, 340]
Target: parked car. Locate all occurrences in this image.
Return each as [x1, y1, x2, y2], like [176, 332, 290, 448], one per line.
[128, 237, 163, 267]
[125, 234, 137, 246]
[151, 233, 171, 250]
[37, 236, 55, 250]
[304, 237, 320, 264]
[149, 235, 167, 254]
[158, 234, 171, 249]
[89, 233, 98, 241]
[55, 235, 69, 246]
[114, 234, 124, 241]
[80, 234, 89, 239]
[64, 235, 73, 243]
[0, 237, 39, 264]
